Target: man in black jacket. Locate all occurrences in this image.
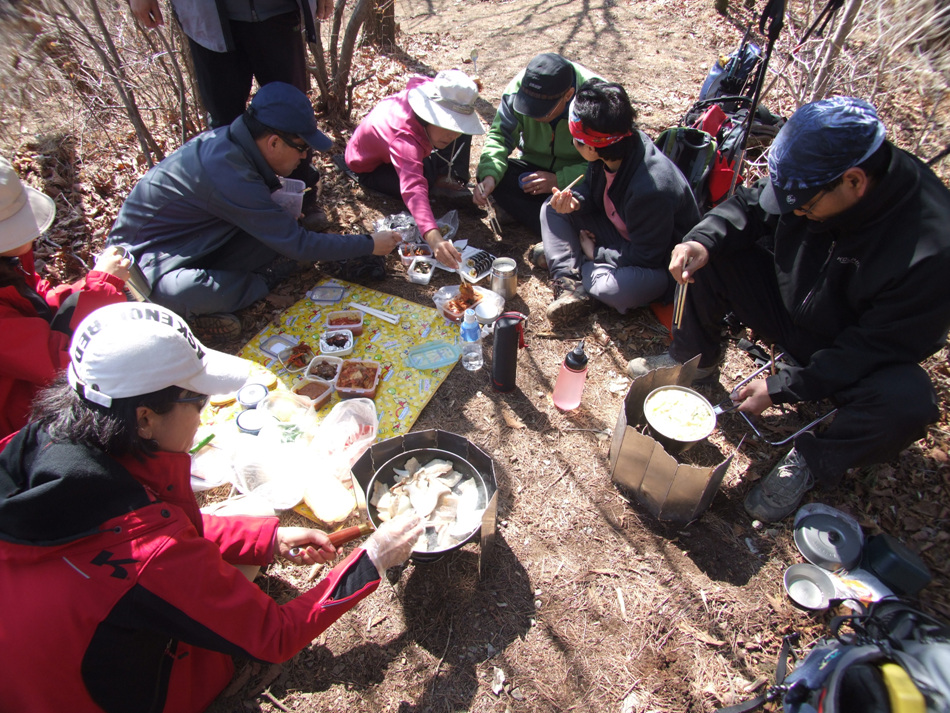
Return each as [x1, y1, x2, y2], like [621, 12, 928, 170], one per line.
[628, 96, 950, 522]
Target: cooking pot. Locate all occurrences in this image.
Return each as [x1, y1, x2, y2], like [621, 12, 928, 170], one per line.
[365, 447, 489, 563]
[642, 385, 718, 455]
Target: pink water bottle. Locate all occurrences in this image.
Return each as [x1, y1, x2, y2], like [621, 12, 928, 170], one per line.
[552, 340, 589, 411]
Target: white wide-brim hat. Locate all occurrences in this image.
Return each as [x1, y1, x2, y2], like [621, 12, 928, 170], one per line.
[408, 70, 485, 136]
[0, 157, 55, 253]
[68, 302, 253, 408]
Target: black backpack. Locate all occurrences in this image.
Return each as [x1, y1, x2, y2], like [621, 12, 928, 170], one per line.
[719, 599, 950, 713]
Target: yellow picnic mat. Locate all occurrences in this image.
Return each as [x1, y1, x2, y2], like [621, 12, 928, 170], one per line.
[235, 277, 458, 438]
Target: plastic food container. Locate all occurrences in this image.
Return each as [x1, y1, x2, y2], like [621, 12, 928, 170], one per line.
[236, 383, 269, 409]
[293, 379, 333, 409]
[433, 285, 505, 324]
[259, 334, 298, 359]
[271, 176, 306, 217]
[236, 408, 271, 435]
[319, 329, 354, 356]
[407, 342, 460, 370]
[407, 256, 436, 285]
[325, 309, 364, 336]
[336, 358, 381, 399]
[307, 285, 346, 304]
[306, 355, 342, 384]
[399, 242, 432, 267]
[278, 343, 315, 372]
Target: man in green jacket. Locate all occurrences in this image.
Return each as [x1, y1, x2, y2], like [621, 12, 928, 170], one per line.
[474, 53, 601, 235]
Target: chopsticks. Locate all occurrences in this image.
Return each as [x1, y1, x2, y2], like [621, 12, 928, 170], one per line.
[563, 174, 584, 192]
[347, 301, 399, 325]
[672, 281, 687, 330]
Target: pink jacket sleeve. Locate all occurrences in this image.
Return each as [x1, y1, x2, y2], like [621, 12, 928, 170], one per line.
[390, 134, 440, 236]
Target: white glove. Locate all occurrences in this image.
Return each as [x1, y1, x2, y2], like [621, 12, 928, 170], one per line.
[363, 513, 423, 577]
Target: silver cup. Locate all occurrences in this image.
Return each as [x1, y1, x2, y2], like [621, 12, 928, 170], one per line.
[490, 257, 517, 300]
[111, 245, 152, 302]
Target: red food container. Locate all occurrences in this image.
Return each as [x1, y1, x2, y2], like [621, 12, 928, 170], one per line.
[336, 359, 381, 399]
[325, 309, 364, 336]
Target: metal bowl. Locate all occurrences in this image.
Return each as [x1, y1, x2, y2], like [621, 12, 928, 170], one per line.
[784, 563, 838, 610]
[365, 448, 488, 560]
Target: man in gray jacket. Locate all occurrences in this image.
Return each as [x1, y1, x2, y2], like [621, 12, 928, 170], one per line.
[108, 83, 399, 337]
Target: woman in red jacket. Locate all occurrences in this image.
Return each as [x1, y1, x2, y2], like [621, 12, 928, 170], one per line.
[0, 301, 422, 713]
[0, 156, 129, 437]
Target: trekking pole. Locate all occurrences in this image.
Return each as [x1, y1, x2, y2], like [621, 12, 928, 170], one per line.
[725, 0, 786, 200]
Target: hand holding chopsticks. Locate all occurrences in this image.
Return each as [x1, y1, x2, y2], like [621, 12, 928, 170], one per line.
[668, 241, 711, 331]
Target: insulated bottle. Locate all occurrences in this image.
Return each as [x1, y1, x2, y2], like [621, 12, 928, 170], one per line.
[491, 312, 527, 392]
[552, 340, 589, 411]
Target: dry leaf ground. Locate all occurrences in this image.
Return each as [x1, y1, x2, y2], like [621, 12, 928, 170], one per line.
[4, 0, 949, 711]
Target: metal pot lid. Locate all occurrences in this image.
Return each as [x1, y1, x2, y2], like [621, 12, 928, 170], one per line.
[794, 513, 863, 570]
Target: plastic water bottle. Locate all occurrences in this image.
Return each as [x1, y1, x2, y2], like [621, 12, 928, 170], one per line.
[552, 340, 589, 411]
[460, 308, 483, 371]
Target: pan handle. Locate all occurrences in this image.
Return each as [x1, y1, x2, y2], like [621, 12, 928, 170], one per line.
[328, 521, 375, 547]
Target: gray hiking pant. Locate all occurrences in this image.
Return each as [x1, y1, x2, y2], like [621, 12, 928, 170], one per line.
[150, 231, 278, 317]
[540, 200, 670, 314]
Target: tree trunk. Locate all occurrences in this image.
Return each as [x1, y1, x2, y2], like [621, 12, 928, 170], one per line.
[811, 0, 864, 101]
[365, 0, 396, 48]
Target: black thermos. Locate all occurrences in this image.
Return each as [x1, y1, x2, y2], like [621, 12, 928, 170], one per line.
[491, 312, 527, 392]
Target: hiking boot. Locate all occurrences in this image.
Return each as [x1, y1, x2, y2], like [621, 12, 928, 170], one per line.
[299, 207, 330, 232]
[432, 176, 473, 202]
[546, 276, 592, 325]
[190, 313, 242, 341]
[260, 256, 309, 291]
[332, 153, 359, 183]
[744, 447, 816, 522]
[528, 243, 548, 271]
[625, 352, 719, 383]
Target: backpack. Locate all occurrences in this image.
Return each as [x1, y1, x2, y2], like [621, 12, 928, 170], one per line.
[719, 599, 950, 713]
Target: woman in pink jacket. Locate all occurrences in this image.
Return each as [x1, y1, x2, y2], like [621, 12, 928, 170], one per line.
[344, 69, 485, 268]
[0, 157, 129, 437]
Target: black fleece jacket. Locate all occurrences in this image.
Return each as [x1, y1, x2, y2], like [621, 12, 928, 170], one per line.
[685, 142, 950, 404]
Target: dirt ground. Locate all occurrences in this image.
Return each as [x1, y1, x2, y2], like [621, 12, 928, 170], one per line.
[6, 0, 950, 710]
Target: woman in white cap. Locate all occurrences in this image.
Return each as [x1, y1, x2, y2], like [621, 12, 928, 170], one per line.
[343, 69, 485, 268]
[0, 301, 422, 713]
[0, 157, 130, 439]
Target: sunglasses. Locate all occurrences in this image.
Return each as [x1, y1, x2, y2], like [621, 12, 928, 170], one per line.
[279, 134, 309, 154]
[795, 188, 830, 217]
[175, 391, 209, 410]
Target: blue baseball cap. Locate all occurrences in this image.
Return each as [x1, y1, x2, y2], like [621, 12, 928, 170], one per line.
[759, 96, 886, 214]
[248, 82, 332, 151]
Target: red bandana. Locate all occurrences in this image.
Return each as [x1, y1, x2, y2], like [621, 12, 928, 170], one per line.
[568, 101, 632, 148]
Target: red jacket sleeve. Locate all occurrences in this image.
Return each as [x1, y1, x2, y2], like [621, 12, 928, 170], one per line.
[200, 512, 279, 566]
[40, 270, 127, 332]
[136, 518, 380, 663]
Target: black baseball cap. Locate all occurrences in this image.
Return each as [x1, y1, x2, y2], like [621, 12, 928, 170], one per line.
[248, 82, 332, 151]
[514, 53, 574, 119]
